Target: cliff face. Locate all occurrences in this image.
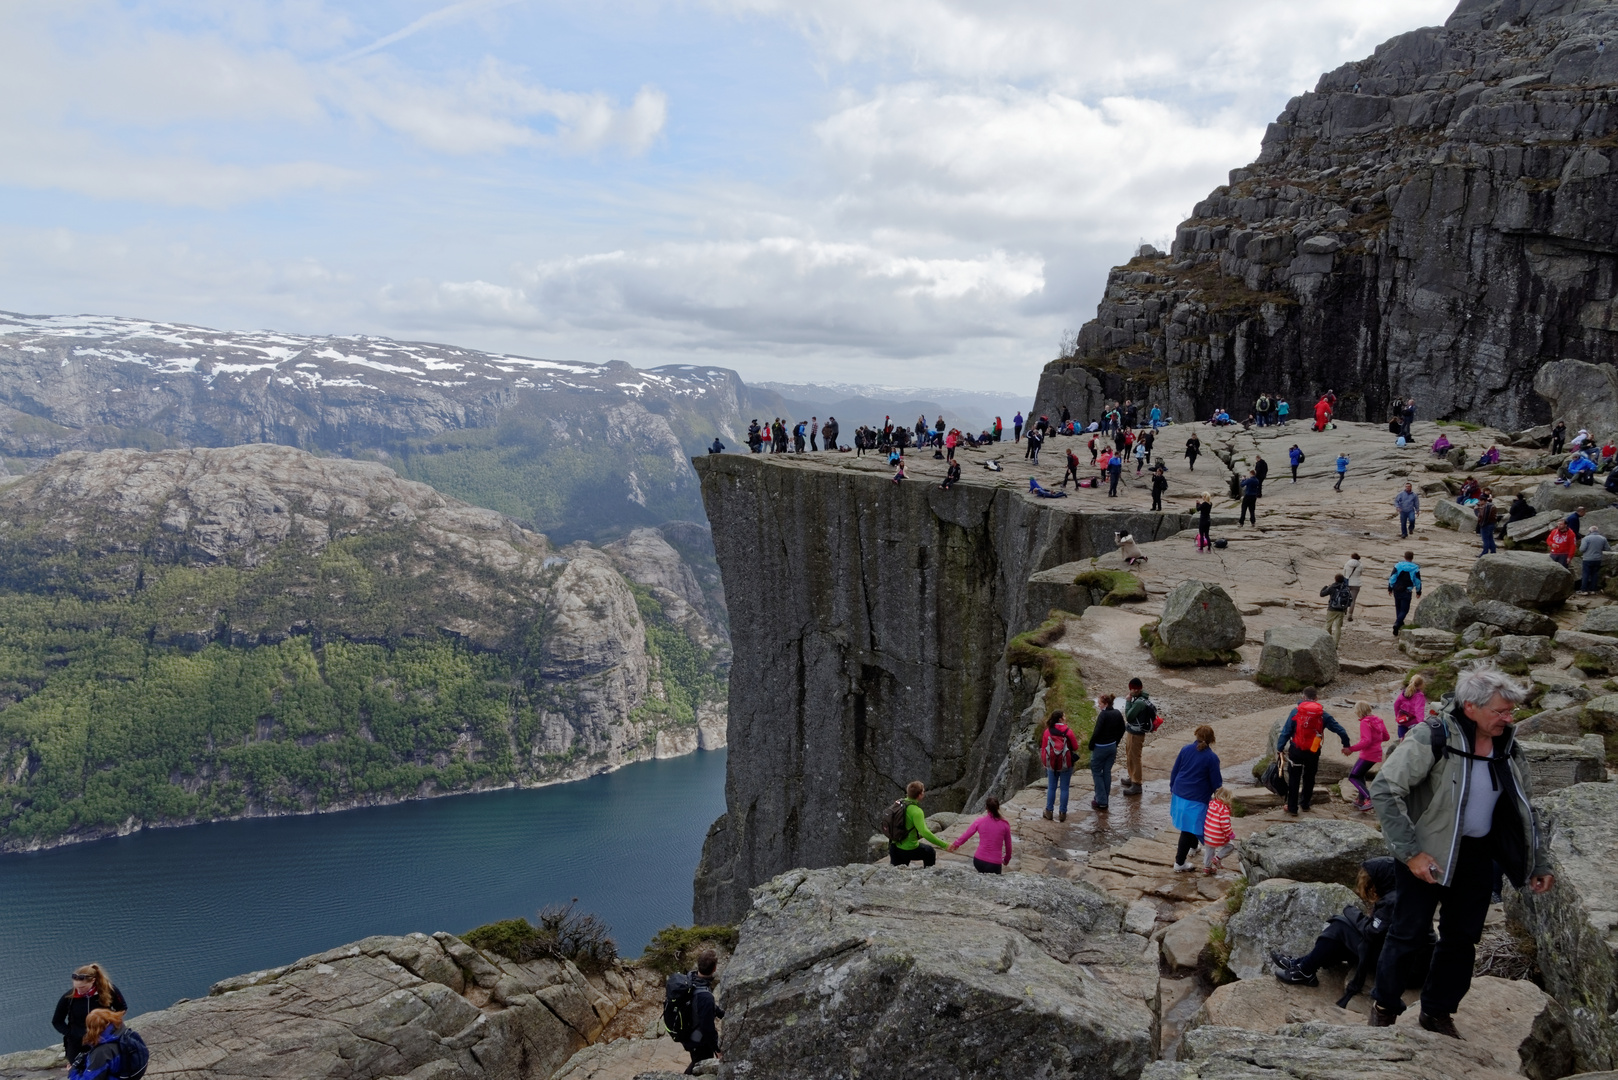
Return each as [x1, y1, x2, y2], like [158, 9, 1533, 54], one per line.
[691, 453, 1190, 923]
[1036, 0, 1618, 430]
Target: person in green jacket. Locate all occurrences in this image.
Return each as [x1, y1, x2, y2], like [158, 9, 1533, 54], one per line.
[1367, 665, 1553, 1038]
[889, 780, 948, 867]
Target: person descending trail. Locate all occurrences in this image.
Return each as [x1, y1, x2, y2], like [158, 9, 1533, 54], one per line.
[1289, 444, 1303, 482]
[884, 781, 946, 866]
[1394, 674, 1428, 739]
[1040, 711, 1081, 821]
[1150, 462, 1168, 511]
[1185, 433, 1201, 471]
[1276, 686, 1351, 815]
[1169, 725, 1222, 872]
[1394, 482, 1420, 538]
[1341, 701, 1389, 811]
[948, 796, 1013, 873]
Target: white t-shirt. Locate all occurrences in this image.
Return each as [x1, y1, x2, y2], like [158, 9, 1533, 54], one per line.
[1460, 756, 1501, 838]
[1342, 558, 1363, 587]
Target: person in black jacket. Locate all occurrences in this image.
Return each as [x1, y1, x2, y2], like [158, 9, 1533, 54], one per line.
[1270, 857, 1434, 1007]
[1089, 694, 1126, 812]
[1150, 463, 1168, 511]
[53, 964, 126, 1063]
[683, 949, 725, 1074]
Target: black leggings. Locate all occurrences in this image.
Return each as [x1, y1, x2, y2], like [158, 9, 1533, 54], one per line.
[889, 843, 936, 867]
[1296, 935, 1355, 975]
[1175, 830, 1200, 865]
[972, 857, 1003, 874]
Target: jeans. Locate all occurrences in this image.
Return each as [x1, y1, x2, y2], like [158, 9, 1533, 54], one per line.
[1089, 742, 1118, 808]
[1108, 469, 1121, 496]
[1481, 527, 1497, 554]
[1552, 554, 1569, 567]
[1286, 746, 1320, 812]
[1400, 511, 1416, 537]
[1392, 589, 1413, 632]
[1584, 560, 1602, 592]
[1373, 836, 1494, 1016]
[1045, 767, 1073, 814]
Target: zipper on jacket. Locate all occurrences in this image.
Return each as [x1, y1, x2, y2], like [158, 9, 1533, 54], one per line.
[1443, 714, 1467, 887]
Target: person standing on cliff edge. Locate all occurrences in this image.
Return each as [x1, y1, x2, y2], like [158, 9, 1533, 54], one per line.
[1014, 412, 1024, 442]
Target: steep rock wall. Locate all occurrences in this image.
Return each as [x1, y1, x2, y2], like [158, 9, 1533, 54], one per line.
[1035, 0, 1618, 430]
[691, 454, 1191, 923]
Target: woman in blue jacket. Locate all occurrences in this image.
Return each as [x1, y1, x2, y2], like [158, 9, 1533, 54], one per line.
[1169, 725, 1223, 872]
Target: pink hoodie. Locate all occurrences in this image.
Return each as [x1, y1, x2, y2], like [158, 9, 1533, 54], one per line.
[1345, 714, 1390, 763]
[951, 813, 1013, 865]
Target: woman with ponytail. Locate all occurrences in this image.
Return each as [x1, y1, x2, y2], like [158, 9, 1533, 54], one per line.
[948, 796, 1013, 873]
[53, 964, 126, 1062]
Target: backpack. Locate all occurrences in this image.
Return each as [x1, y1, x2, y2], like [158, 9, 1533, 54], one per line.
[1041, 726, 1075, 770]
[1296, 450, 1305, 463]
[1127, 697, 1158, 734]
[1391, 567, 1415, 591]
[880, 798, 914, 842]
[116, 1029, 149, 1080]
[1260, 755, 1288, 798]
[1292, 701, 1325, 753]
[1326, 581, 1352, 611]
[661, 971, 699, 1044]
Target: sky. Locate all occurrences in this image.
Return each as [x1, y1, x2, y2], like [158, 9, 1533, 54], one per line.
[0, 0, 1459, 394]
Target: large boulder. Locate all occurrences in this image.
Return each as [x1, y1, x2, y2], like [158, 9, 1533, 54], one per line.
[0, 933, 619, 1080]
[1507, 510, 1561, 545]
[1413, 582, 1476, 631]
[1495, 634, 1555, 667]
[1225, 880, 1359, 979]
[1468, 552, 1577, 611]
[1474, 599, 1560, 637]
[1517, 736, 1609, 794]
[717, 864, 1158, 1080]
[1508, 782, 1618, 1073]
[1532, 479, 1606, 516]
[1535, 360, 1618, 441]
[1237, 820, 1390, 888]
[1584, 607, 1618, 636]
[1255, 627, 1338, 692]
[1145, 1021, 1533, 1080]
[1432, 498, 1478, 531]
[1154, 580, 1246, 665]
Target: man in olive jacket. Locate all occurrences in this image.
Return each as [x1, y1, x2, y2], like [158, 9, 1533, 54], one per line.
[1368, 666, 1554, 1037]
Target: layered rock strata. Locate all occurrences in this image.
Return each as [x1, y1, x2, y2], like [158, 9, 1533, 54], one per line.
[691, 452, 1195, 923]
[1036, 0, 1618, 430]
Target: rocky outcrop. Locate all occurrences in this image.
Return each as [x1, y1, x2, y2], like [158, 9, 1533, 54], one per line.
[1148, 1022, 1529, 1080]
[716, 864, 1159, 1080]
[1237, 820, 1390, 888]
[0, 932, 635, 1080]
[690, 453, 1198, 922]
[1415, 582, 1476, 631]
[1469, 552, 1576, 611]
[1153, 580, 1246, 665]
[1535, 359, 1618, 442]
[1033, 0, 1618, 430]
[1255, 627, 1339, 691]
[1517, 735, 1608, 793]
[1509, 781, 1618, 1073]
[1225, 880, 1361, 980]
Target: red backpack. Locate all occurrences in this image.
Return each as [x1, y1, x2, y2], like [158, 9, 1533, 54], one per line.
[1040, 725, 1076, 770]
[1293, 701, 1325, 753]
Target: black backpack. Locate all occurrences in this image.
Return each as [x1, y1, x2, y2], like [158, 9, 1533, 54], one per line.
[116, 1028, 149, 1080]
[662, 971, 699, 1043]
[1392, 568, 1415, 591]
[1326, 582, 1353, 611]
[880, 798, 913, 842]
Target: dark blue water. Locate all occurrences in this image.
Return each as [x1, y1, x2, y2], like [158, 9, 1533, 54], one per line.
[0, 750, 726, 1055]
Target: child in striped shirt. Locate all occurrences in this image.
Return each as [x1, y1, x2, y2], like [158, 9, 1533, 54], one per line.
[1202, 787, 1235, 875]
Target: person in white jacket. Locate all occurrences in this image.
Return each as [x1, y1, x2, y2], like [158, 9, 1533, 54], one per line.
[1342, 553, 1364, 621]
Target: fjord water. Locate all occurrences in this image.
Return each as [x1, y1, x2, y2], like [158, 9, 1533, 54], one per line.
[0, 749, 726, 1055]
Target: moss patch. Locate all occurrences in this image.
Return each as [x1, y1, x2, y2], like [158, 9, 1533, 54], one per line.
[1141, 617, 1241, 668]
[1253, 671, 1311, 694]
[638, 924, 740, 977]
[464, 902, 619, 974]
[1574, 650, 1615, 676]
[1006, 611, 1096, 758]
[1073, 570, 1146, 607]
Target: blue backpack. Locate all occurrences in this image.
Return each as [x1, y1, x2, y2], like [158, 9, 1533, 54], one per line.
[116, 1028, 149, 1080]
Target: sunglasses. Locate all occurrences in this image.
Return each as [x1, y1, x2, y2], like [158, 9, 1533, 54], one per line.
[70, 974, 94, 981]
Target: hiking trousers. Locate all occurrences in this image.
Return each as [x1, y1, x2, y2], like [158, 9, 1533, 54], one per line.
[1124, 732, 1144, 785]
[889, 842, 936, 867]
[1239, 496, 1257, 525]
[1392, 589, 1413, 632]
[1372, 837, 1493, 1017]
[1285, 746, 1320, 813]
[1326, 609, 1344, 644]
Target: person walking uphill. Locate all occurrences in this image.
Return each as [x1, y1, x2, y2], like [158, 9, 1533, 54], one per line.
[1169, 726, 1223, 871]
[1277, 687, 1352, 815]
[1121, 678, 1156, 795]
[1368, 666, 1554, 1037]
[949, 796, 1013, 873]
[1388, 552, 1422, 636]
[1342, 702, 1390, 812]
[1321, 573, 1353, 645]
[1041, 711, 1081, 821]
[886, 781, 947, 866]
[54, 966, 127, 1064]
[1089, 694, 1126, 811]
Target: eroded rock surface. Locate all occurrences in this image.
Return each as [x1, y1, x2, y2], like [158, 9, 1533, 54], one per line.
[1256, 627, 1339, 691]
[1468, 553, 1576, 612]
[1238, 820, 1390, 888]
[1226, 880, 1359, 980]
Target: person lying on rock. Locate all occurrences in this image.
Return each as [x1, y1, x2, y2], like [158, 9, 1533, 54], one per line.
[1271, 856, 1430, 1008]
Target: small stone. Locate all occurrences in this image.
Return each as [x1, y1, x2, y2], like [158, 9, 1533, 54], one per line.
[1399, 626, 1457, 660]
[1471, 599, 1559, 637]
[1583, 606, 1618, 636]
[1493, 634, 1553, 666]
[1124, 898, 1159, 936]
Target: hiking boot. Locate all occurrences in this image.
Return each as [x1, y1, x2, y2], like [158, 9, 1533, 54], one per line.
[1058, 811, 1067, 822]
[1368, 1004, 1399, 1028]
[1042, 809, 1053, 820]
[1419, 1012, 1460, 1039]
[1270, 950, 1301, 971]
[1273, 964, 1318, 987]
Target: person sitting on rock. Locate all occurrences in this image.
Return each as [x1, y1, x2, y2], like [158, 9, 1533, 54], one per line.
[1455, 476, 1480, 503]
[1474, 445, 1500, 468]
[940, 461, 962, 491]
[1431, 434, 1452, 455]
[1547, 521, 1577, 566]
[1508, 492, 1536, 522]
[888, 781, 947, 866]
[1271, 856, 1428, 1007]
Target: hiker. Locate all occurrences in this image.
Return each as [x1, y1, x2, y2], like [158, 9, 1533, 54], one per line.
[1394, 674, 1428, 739]
[1508, 492, 1535, 522]
[54, 966, 127, 1064]
[1277, 398, 1290, 424]
[1062, 447, 1081, 488]
[823, 416, 839, 451]
[1026, 428, 1043, 465]
[1341, 702, 1390, 811]
[1394, 483, 1420, 538]
[1195, 492, 1214, 552]
[1255, 393, 1272, 427]
[1334, 452, 1349, 491]
[1088, 694, 1125, 812]
[1121, 678, 1155, 795]
[1580, 526, 1610, 593]
[1475, 493, 1499, 555]
[1150, 462, 1168, 511]
[1277, 686, 1352, 815]
[1567, 506, 1585, 539]
[1474, 445, 1500, 468]
[707, 437, 725, 455]
[1314, 395, 1332, 431]
[1321, 573, 1353, 644]
[1169, 725, 1222, 872]
[1272, 857, 1423, 1006]
[1107, 452, 1123, 497]
[1342, 552, 1364, 620]
[67, 1009, 140, 1080]
[1134, 437, 1147, 474]
[948, 796, 1013, 873]
[1185, 433, 1201, 470]
[1239, 469, 1260, 526]
[1202, 786, 1235, 874]
[1547, 520, 1577, 567]
[1013, 412, 1024, 441]
[993, 416, 1002, 442]
[672, 949, 725, 1074]
[1367, 665, 1554, 1036]
[1040, 711, 1081, 822]
[1387, 552, 1422, 636]
[810, 417, 819, 451]
[1288, 443, 1303, 482]
[1150, 404, 1163, 429]
[887, 781, 947, 865]
[1253, 453, 1268, 495]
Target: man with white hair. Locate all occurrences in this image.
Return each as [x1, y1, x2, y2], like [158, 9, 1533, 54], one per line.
[1367, 665, 1553, 1038]
[1579, 525, 1609, 594]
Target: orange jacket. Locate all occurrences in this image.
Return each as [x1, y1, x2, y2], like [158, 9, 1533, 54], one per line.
[1548, 526, 1578, 557]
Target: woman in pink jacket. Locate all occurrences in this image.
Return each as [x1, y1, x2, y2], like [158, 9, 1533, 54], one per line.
[1340, 701, 1389, 811]
[949, 796, 1013, 873]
